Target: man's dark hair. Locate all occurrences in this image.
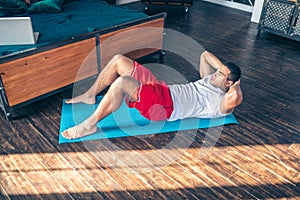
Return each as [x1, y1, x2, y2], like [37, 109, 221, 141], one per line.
[223, 61, 241, 83]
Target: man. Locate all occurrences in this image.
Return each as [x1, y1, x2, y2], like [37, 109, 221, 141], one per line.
[62, 51, 243, 139]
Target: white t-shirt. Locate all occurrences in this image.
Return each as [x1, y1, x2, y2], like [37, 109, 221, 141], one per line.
[168, 74, 228, 121]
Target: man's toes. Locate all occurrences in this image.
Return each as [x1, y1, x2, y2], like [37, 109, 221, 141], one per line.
[65, 99, 73, 104]
[62, 130, 72, 139]
[62, 131, 68, 138]
[62, 127, 79, 139]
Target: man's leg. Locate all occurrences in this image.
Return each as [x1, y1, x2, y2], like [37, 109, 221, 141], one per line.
[62, 76, 140, 139]
[65, 54, 135, 104]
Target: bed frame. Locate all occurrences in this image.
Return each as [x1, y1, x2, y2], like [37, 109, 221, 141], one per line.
[0, 13, 166, 121]
[141, 0, 193, 13]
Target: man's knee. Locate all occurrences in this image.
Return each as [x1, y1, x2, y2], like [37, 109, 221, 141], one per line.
[113, 54, 127, 64]
[112, 76, 139, 95]
[112, 54, 123, 61]
[114, 54, 134, 76]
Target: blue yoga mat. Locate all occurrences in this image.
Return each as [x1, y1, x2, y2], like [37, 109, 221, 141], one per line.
[59, 96, 238, 144]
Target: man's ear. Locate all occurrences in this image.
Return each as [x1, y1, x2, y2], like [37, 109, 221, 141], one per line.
[225, 80, 234, 87]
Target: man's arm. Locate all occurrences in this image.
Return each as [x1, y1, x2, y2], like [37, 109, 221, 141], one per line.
[199, 51, 223, 78]
[220, 80, 243, 114]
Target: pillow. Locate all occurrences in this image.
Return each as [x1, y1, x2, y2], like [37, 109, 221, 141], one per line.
[0, 0, 29, 16]
[27, 0, 65, 13]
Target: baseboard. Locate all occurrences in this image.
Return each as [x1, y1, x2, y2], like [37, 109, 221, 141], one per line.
[202, 0, 253, 13]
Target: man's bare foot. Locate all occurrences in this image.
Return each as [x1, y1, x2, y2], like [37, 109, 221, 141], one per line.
[65, 94, 96, 105]
[62, 124, 97, 139]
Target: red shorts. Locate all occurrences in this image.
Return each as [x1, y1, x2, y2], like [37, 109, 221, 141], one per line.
[127, 61, 174, 121]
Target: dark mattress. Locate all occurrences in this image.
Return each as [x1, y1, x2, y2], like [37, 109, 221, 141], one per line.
[0, 0, 148, 57]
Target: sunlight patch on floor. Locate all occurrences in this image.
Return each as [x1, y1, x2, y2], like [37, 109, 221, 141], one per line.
[0, 143, 299, 195]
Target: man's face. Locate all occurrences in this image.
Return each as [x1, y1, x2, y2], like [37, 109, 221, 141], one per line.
[210, 65, 232, 90]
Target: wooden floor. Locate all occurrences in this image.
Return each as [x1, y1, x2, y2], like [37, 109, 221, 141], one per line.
[1, 1, 300, 199]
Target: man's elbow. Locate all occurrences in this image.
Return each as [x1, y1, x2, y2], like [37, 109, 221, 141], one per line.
[235, 90, 243, 106]
[230, 89, 243, 106]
